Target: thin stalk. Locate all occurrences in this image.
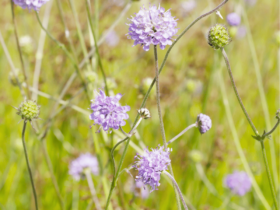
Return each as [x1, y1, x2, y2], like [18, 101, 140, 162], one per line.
[162, 171, 189, 210]
[85, 170, 101, 210]
[260, 141, 278, 210]
[85, 0, 108, 95]
[42, 140, 64, 210]
[35, 12, 91, 102]
[263, 119, 280, 137]
[21, 121, 38, 210]
[11, 1, 31, 99]
[154, 45, 181, 210]
[221, 48, 258, 136]
[104, 1, 229, 208]
[167, 123, 197, 145]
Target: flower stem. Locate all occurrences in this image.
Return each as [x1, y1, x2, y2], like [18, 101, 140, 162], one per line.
[263, 119, 280, 138]
[260, 141, 279, 210]
[167, 123, 197, 145]
[85, 169, 102, 210]
[22, 121, 38, 210]
[221, 48, 258, 136]
[163, 171, 189, 210]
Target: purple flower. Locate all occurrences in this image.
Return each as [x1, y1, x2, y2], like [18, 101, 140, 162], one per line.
[133, 146, 171, 191]
[13, 0, 49, 11]
[237, 25, 247, 39]
[227, 13, 241, 26]
[225, 171, 252, 196]
[106, 30, 120, 47]
[69, 153, 99, 180]
[196, 113, 212, 134]
[127, 4, 178, 51]
[181, 0, 197, 13]
[89, 90, 130, 132]
[135, 181, 149, 199]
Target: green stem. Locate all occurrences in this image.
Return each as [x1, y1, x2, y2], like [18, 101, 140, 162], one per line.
[221, 48, 258, 136]
[22, 121, 38, 210]
[42, 140, 64, 210]
[85, 0, 109, 95]
[260, 141, 279, 210]
[263, 119, 280, 137]
[154, 45, 182, 210]
[85, 170, 101, 210]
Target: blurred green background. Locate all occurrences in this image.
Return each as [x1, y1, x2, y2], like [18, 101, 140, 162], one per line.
[0, 0, 279, 209]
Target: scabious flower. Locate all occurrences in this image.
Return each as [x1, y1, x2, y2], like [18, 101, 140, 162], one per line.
[196, 113, 212, 134]
[225, 171, 252, 196]
[227, 13, 241, 26]
[133, 146, 171, 191]
[106, 30, 120, 47]
[13, 0, 49, 11]
[89, 90, 130, 132]
[127, 4, 178, 51]
[69, 153, 99, 180]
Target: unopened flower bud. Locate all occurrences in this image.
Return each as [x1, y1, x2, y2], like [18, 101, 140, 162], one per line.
[138, 108, 151, 119]
[208, 24, 231, 50]
[196, 113, 212, 134]
[16, 100, 40, 121]
[189, 150, 203, 163]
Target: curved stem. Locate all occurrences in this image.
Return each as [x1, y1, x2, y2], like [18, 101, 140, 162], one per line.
[167, 123, 197, 145]
[85, 170, 101, 210]
[22, 121, 38, 210]
[263, 119, 280, 138]
[221, 48, 259, 136]
[163, 171, 189, 210]
[260, 141, 279, 210]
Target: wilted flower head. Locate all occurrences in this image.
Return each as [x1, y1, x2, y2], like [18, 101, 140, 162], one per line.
[69, 153, 99, 180]
[196, 113, 212, 134]
[225, 171, 251, 196]
[16, 99, 40, 121]
[133, 146, 171, 191]
[106, 30, 120, 47]
[89, 90, 130, 132]
[127, 4, 178, 51]
[227, 13, 241, 26]
[135, 180, 150, 199]
[13, 0, 49, 11]
[208, 24, 231, 50]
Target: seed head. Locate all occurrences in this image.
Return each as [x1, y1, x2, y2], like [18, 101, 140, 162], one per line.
[138, 108, 151, 119]
[16, 100, 40, 121]
[208, 24, 231, 50]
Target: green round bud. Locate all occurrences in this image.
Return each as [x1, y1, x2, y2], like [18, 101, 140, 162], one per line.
[208, 24, 231, 50]
[85, 71, 98, 83]
[189, 150, 203, 163]
[17, 100, 40, 121]
[229, 26, 238, 38]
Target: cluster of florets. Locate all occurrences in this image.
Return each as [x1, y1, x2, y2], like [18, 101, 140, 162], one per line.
[127, 4, 178, 51]
[13, 0, 49, 11]
[69, 153, 99, 180]
[133, 146, 171, 191]
[196, 113, 212, 134]
[16, 100, 40, 121]
[208, 24, 231, 50]
[89, 90, 130, 132]
[225, 171, 252, 196]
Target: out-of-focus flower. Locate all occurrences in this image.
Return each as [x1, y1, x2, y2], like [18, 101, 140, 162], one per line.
[69, 153, 99, 180]
[244, 0, 257, 6]
[106, 30, 120, 47]
[106, 78, 117, 90]
[225, 171, 251, 196]
[89, 90, 130, 132]
[16, 99, 40, 121]
[127, 5, 178, 51]
[181, 0, 196, 13]
[237, 25, 247, 39]
[196, 114, 212, 134]
[227, 13, 241, 26]
[13, 0, 49, 11]
[135, 181, 150, 199]
[229, 27, 238, 38]
[85, 71, 98, 84]
[189, 150, 203, 163]
[133, 146, 171, 191]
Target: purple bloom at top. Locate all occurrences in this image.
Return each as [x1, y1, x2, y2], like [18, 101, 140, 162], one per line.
[133, 146, 171, 192]
[106, 30, 120, 47]
[127, 4, 178, 51]
[69, 153, 99, 180]
[227, 13, 241, 26]
[225, 171, 252, 196]
[89, 90, 130, 132]
[13, 0, 49, 11]
[196, 113, 212, 134]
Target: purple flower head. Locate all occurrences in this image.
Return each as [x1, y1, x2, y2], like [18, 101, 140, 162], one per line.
[225, 171, 252, 196]
[133, 146, 171, 192]
[135, 180, 149, 199]
[127, 4, 178, 51]
[227, 13, 241, 26]
[69, 153, 99, 180]
[181, 0, 197, 13]
[106, 30, 120, 47]
[196, 113, 212, 134]
[13, 0, 49, 11]
[89, 90, 130, 133]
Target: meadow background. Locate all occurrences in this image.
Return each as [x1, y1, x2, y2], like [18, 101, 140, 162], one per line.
[0, 0, 279, 209]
